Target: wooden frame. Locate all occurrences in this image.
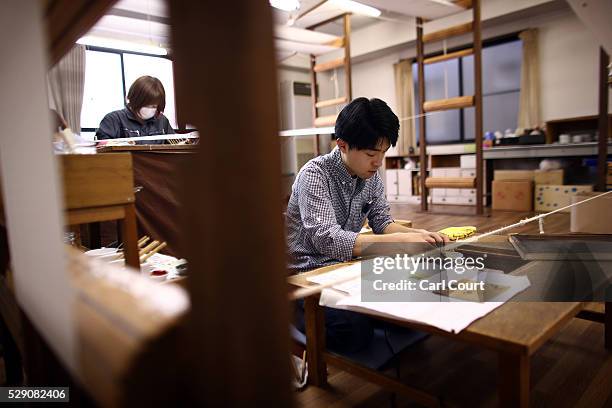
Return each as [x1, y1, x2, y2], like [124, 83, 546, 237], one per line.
[309, 13, 353, 154]
[597, 48, 610, 192]
[61, 154, 140, 269]
[166, 0, 292, 404]
[416, 0, 484, 215]
[508, 234, 612, 261]
[289, 241, 612, 407]
[290, 269, 584, 408]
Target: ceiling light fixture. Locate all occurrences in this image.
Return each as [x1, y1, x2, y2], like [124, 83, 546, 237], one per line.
[328, 0, 381, 17]
[76, 36, 168, 56]
[270, 0, 301, 12]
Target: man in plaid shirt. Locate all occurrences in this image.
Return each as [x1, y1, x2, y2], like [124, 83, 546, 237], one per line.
[288, 97, 448, 353]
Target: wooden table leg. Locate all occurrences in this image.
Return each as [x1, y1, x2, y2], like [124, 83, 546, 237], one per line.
[605, 301, 611, 349]
[89, 222, 101, 249]
[121, 204, 140, 271]
[304, 294, 327, 386]
[498, 352, 530, 408]
[0, 317, 22, 385]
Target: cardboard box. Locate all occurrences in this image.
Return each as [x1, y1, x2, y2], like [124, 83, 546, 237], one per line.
[492, 180, 533, 211]
[570, 192, 612, 233]
[534, 184, 594, 213]
[494, 170, 535, 181]
[534, 169, 563, 185]
[460, 155, 475, 168]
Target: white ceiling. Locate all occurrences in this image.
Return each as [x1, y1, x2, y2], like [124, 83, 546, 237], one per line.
[360, 0, 464, 19]
[85, 0, 467, 56]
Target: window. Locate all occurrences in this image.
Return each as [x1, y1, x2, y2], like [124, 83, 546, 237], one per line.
[81, 51, 124, 129]
[413, 59, 461, 144]
[413, 38, 522, 145]
[123, 54, 177, 128]
[80, 48, 177, 137]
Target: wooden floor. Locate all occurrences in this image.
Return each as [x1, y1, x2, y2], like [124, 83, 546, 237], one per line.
[295, 204, 612, 408]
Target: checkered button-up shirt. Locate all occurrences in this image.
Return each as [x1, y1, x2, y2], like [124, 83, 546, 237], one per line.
[286, 147, 394, 274]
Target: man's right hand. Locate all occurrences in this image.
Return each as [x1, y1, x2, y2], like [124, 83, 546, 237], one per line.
[354, 232, 442, 257]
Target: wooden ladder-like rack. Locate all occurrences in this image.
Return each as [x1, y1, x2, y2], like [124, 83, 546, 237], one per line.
[416, 0, 484, 214]
[309, 13, 353, 154]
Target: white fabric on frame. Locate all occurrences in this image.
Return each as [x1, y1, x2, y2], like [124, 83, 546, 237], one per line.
[518, 29, 541, 129]
[393, 59, 416, 154]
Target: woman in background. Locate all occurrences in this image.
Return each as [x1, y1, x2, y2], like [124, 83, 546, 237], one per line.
[96, 75, 174, 143]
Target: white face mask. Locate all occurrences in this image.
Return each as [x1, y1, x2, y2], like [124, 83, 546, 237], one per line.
[139, 107, 157, 120]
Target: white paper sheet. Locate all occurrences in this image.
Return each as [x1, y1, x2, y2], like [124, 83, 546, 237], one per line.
[309, 263, 531, 333]
[306, 263, 361, 295]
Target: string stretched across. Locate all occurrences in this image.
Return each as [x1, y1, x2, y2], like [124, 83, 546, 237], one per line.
[289, 190, 612, 300]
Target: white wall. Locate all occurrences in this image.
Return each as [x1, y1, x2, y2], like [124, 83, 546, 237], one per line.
[277, 68, 310, 85]
[538, 11, 612, 120]
[352, 53, 400, 115]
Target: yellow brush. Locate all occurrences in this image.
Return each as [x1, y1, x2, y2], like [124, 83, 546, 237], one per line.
[438, 226, 477, 241]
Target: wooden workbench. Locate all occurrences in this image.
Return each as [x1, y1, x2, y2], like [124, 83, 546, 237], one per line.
[288, 237, 610, 407]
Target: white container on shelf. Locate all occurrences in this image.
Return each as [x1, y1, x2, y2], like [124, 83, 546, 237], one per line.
[460, 155, 476, 168]
[461, 168, 476, 178]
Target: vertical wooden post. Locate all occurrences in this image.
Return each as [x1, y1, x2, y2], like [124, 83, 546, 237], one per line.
[304, 295, 327, 386]
[310, 54, 320, 155]
[343, 13, 352, 101]
[473, 0, 484, 215]
[168, 1, 292, 405]
[121, 203, 139, 270]
[605, 300, 611, 350]
[597, 47, 609, 192]
[416, 17, 427, 211]
[498, 352, 530, 408]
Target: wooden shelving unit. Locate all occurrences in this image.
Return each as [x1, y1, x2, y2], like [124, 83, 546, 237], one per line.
[415, 0, 484, 214]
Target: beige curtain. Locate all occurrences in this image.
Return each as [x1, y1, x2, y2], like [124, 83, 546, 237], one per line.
[48, 44, 86, 133]
[393, 59, 416, 155]
[518, 29, 541, 129]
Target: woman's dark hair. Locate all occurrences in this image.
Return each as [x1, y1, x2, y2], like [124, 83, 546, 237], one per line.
[334, 97, 399, 150]
[126, 76, 166, 117]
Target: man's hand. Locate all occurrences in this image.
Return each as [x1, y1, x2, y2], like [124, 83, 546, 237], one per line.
[353, 228, 450, 257]
[409, 229, 450, 244]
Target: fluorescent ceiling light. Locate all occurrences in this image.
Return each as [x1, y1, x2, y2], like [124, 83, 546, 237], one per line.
[270, 0, 300, 12]
[76, 36, 167, 55]
[328, 0, 381, 17]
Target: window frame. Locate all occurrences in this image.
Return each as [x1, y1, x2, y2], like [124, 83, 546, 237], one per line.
[413, 32, 522, 146]
[80, 45, 177, 134]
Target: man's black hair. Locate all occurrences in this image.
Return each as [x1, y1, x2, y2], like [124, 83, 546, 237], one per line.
[334, 97, 399, 150]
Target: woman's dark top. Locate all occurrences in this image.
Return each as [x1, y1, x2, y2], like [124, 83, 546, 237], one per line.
[96, 107, 174, 144]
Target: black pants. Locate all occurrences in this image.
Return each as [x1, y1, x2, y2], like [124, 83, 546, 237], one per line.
[294, 299, 376, 353]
